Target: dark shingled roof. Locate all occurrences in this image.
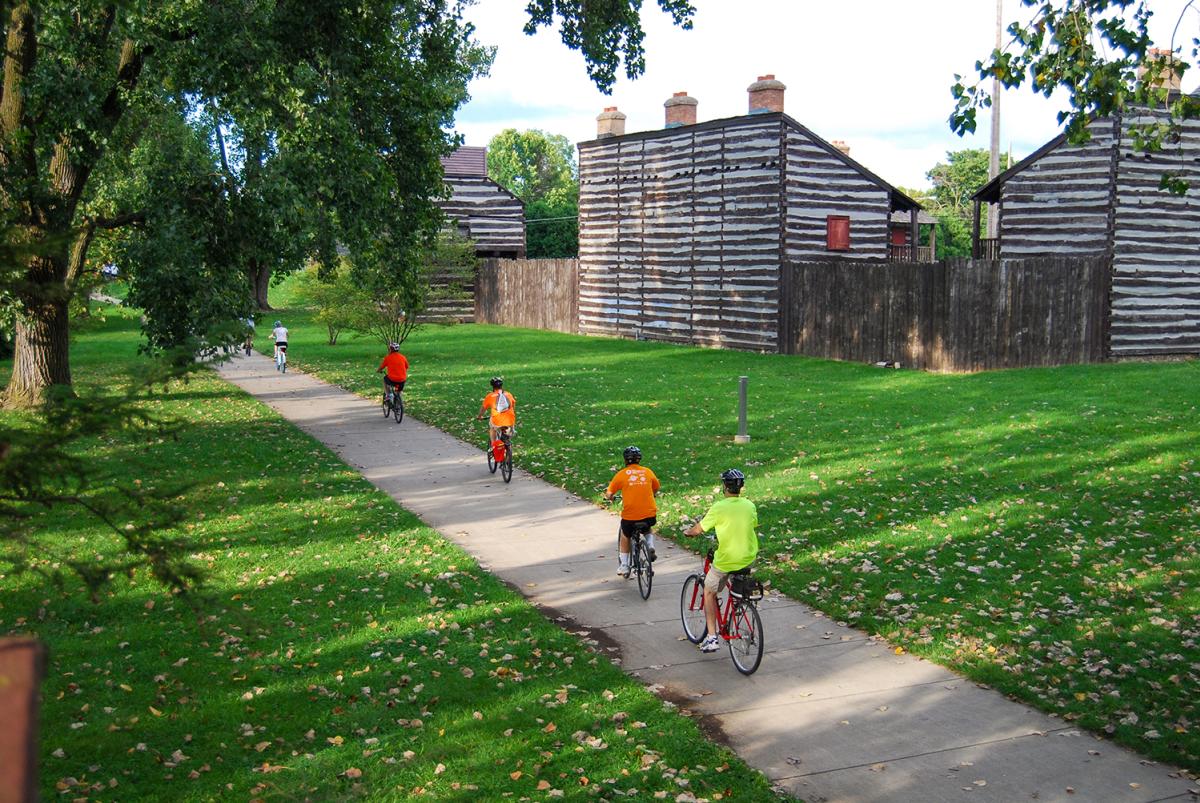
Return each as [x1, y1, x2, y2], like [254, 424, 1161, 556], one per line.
[441, 146, 487, 176]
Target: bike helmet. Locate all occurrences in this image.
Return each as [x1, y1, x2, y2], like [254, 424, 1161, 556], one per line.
[273, 320, 281, 328]
[388, 342, 400, 352]
[721, 468, 745, 493]
[490, 376, 503, 389]
[623, 446, 642, 465]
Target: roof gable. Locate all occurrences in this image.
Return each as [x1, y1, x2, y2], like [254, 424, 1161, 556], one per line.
[441, 146, 488, 176]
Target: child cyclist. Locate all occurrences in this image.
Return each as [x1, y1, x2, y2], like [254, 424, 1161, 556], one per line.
[476, 377, 516, 445]
[684, 469, 758, 653]
[604, 446, 660, 577]
[376, 342, 409, 400]
[270, 320, 288, 361]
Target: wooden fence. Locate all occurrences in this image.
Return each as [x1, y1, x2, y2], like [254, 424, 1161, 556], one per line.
[779, 257, 1110, 371]
[475, 258, 579, 334]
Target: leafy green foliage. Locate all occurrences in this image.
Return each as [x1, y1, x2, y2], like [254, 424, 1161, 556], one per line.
[523, 0, 696, 93]
[293, 263, 360, 345]
[905, 150, 1013, 258]
[950, 0, 1198, 191]
[277, 303, 1200, 771]
[4, 310, 788, 802]
[487, 129, 579, 258]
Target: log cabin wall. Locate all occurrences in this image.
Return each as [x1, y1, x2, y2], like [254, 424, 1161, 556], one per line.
[783, 129, 891, 261]
[1109, 110, 1200, 356]
[578, 116, 786, 352]
[442, 175, 526, 257]
[996, 121, 1117, 258]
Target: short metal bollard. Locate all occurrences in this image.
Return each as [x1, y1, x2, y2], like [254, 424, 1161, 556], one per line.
[735, 375, 750, 444]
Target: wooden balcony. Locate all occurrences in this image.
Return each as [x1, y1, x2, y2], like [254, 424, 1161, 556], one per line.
[887, 244, 935, 263]
[976, 238, 1000, 260]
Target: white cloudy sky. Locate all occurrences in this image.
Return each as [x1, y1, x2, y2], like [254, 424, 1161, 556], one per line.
[453, 0, 1198, 190]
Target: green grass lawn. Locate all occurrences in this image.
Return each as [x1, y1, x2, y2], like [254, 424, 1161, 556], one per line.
[268, 283, 1200, 772]
[1, 307, 789, 802]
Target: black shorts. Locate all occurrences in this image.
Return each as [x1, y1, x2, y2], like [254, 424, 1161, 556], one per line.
[619, 517, 656, 538]
[384, 377, 406, 392]
[275, 342, 287, 352]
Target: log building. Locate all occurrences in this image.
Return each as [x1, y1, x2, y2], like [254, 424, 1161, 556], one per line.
[439, 146, 526, 259]
[577, 76, 925, 352]
[971, 87, 1200, 357]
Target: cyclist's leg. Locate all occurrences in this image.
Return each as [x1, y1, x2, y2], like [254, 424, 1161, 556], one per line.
[643, 516, 657, 560]
[617, 521, 631, 576]
[701, 569, 728, 649]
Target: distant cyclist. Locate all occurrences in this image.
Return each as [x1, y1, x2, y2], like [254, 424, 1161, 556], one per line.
[376, 342, 409, 400]
[685, 469, 758, 653]
[604, 446, 660, 577]
[270, 320, 288, 362]
[476, 377, 516, 444]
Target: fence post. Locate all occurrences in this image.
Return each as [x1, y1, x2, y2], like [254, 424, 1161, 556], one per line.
[0, 637, 47, 803]
[734, 376, 750, 444]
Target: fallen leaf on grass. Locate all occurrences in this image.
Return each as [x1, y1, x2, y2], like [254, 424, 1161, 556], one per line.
[341, 767, 362, 779]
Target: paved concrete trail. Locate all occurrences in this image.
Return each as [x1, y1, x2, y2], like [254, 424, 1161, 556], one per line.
[218, 356, 1196, 803]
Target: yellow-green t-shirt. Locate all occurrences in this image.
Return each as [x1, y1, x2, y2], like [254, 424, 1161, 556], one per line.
[699, 496, 758, 572]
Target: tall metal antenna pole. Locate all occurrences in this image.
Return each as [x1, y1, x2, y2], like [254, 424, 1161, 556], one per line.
[988, 0, 1003, 239]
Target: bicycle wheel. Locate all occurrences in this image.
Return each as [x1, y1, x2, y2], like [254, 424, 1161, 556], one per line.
[635, 538, 653, 600]
[728, 602, 764, 675]
[680, 574, 707, 643]
[281, 355, 287, 374]
[500, 443, 513, 483]
[393, 394, 404, 423]
[486, 443, 497, 473]
[382, 395, 391, 417]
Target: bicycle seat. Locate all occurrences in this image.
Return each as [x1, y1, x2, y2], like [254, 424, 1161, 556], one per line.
[630, 521, 652, 535]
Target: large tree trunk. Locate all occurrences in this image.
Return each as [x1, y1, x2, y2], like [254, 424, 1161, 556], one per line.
[4, 296, 71, 407]
[251, 260, 272, 310]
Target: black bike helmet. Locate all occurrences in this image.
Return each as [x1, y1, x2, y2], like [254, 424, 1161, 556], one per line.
[623, 446, 642, 465]
[490, 376, 503, 389]
[721, 468, 745, 493]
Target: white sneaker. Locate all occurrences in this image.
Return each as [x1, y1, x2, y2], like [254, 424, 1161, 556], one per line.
[699, 635, 721, 653]
[617, 564, 630, 578]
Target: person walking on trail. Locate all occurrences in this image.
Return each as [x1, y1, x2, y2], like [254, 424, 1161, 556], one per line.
[376, 342, 409, 399]
[604, 446, 660, 577]
[477, 377, 516, 444]
[270, 320, 288, 361]
[684, 469, 758, 653]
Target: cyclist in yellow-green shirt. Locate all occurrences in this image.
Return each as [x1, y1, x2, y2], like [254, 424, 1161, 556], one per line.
[685, 469, 758, 653]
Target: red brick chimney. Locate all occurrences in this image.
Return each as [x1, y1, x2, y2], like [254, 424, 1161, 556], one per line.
[664, 91, 698, 128]
[747, 74, 786, 114]
[1137, 48, 1183, 92]
[597, 106, 627, 138]
[831, 140, 851, 156]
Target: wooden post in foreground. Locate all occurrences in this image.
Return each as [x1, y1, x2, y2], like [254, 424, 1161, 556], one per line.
[0, 637, 47, 803]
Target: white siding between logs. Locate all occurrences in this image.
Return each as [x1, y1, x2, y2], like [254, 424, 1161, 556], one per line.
[441, 176, 525, 254]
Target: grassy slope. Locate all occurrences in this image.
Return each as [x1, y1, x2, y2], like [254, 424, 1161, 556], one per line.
[1, 307, 789, 802]
[268, 281, 1199, 771]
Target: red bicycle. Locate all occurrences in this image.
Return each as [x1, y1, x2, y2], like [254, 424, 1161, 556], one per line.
[680, 546, 765, 675]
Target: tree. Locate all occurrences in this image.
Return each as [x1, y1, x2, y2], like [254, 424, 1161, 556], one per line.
[487, 129, 580, 258]
[906, 149, 1013, 258]
[951, 0, 1198, 193]
[1, 1, 695, 407]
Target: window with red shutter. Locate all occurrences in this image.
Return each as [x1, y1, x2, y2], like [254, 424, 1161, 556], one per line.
[827, 215, 850, 251]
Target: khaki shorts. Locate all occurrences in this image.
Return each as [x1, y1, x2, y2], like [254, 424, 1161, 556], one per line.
[704, 567, 732, 595]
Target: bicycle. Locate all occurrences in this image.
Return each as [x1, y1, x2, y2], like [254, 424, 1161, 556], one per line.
[382, 385, 404, 424]
[623, 520, 654, 600]
[486, 425, 514, 483]
[275, 345, 287, 373]
[680, 545, 765, 675]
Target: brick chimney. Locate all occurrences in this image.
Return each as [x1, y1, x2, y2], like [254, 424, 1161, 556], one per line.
[1137, 48, 1183, 92]
[664, 92, 698, 128]
[831, 140, 851, 156]
[747, 74, 786, 114]
[597, 106, 627, 139]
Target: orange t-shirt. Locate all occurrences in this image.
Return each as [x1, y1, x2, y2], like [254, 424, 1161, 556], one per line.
[481, 390, 516, 427]
[379, 352, 409, 382]
[607, 465, 660, 521]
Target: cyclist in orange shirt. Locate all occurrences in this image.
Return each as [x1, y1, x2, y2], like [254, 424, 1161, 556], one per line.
[604, 446, 660, 577]
[376, 342, 409, 399]
[476, 377, 516, 444]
